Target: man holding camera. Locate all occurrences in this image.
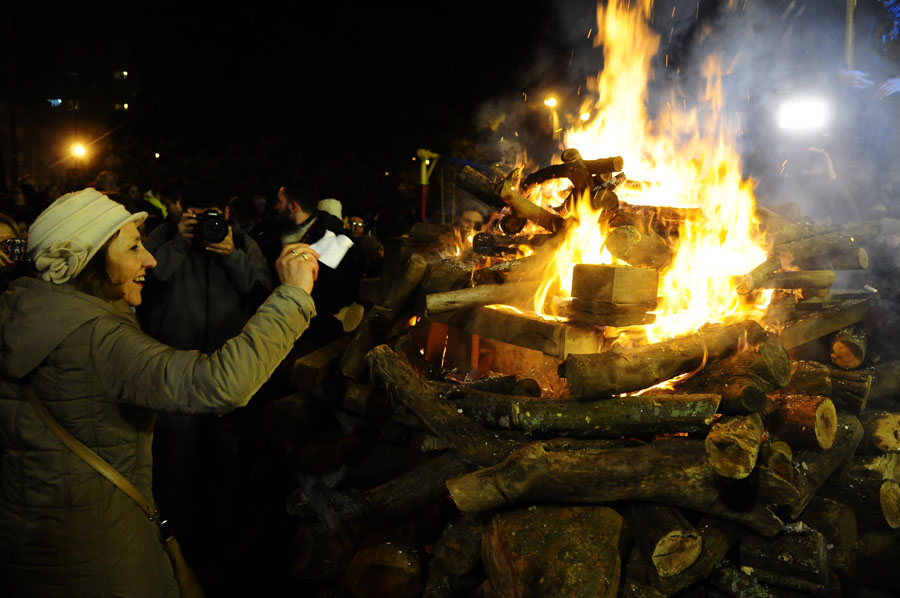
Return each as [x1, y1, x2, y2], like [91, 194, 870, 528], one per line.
[141, 180, 272, 351]
[138, 180, 272, 590]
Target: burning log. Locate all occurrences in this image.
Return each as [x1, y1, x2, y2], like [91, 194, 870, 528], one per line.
[828, 367, 872, 414]
[471, 232, 554, 256]
[500, 171, 566, 233]
[445, 439, 784, 536]
[799, 496, 859, 577]
[829, 324, 868, 369]
[446, 388, 720, 437]
[858, 410, 900, 454]
[482, 505, 626, 598]
[680, 341, 790, 414]
[520, 154, 624, 189]
[738, 222, 880, 294]
[366, 344, 521, 467]
[621, 504, 702, 579]
[821, 453, 900, 530]
[774, 298, 870, 349]
[738, 523, 832, 595]
[571, 263, 659, 304]
[562, 320, 767, 399]
[421, 252, 482, 294]
[424, 281, 539, 315]
[766, 395, 838, 450]
[786, 414, 863, 519]
[455, 166, 506, 210]
[428, 306, 604, 360]
[605, 225, 674, 269]
[757, 270, 836, 290]
[471, 250, 554, 285]
[704, 414, 764, 480]
[341, 253, 427, 379]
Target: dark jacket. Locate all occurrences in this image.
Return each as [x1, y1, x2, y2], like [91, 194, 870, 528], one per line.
[0, 277, 315, 597]
[142, 222, 273, 352]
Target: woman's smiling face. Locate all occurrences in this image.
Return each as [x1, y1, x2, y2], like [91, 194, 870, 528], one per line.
[105, 222, 157, 306]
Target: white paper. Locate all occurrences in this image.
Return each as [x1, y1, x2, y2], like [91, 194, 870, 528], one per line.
[309, 230, 354, 269]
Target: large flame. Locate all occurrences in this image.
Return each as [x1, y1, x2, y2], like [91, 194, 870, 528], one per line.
[532, 0, 771, 344]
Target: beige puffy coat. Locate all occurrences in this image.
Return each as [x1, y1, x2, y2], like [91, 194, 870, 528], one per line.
[0, 277, 315, 597]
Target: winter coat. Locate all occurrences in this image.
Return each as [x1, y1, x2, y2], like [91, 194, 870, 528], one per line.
[142, 222, 273, 352]
[0, 277, 315, 597]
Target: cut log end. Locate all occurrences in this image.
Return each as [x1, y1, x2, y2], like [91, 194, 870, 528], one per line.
[815, 398, 838, 450]
[880, 480, 900, 529]
[652, 530, 703, 578]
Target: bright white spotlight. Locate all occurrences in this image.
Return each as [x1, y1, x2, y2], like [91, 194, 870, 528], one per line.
[778, 98, 828, 131]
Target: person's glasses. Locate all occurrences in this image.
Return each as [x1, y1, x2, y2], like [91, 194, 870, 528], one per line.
[350, 222, 365, 228]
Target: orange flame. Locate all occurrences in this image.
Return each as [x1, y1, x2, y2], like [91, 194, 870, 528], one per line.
[529, 0, 771, 343]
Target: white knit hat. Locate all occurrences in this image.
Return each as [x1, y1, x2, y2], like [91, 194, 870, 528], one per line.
[27, 188, 147, 284]
[317, 198, 342, 220]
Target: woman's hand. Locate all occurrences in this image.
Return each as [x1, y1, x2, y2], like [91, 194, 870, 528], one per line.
[276, 243, 319, 294]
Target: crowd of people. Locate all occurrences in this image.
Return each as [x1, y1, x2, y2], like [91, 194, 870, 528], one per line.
[0, 170, 397, 596]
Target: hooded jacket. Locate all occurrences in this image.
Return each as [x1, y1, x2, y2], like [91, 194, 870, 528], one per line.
[0, 277, 315, 597]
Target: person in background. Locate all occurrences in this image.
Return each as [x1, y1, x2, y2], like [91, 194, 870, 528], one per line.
[139, 180, 273, 588]
[0, 188, 319, 596]
[348, 215, 366, 240]
[456, 205, 485, 231]
[0, 213, 28, 294]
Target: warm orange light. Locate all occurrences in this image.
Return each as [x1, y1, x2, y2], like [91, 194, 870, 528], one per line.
[525, 0, 770, 342]
[71, 143, 86, 158]
[544, 97, 558, 108]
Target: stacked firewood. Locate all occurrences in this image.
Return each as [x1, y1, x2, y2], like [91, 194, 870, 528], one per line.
[265, 157, 900, 597]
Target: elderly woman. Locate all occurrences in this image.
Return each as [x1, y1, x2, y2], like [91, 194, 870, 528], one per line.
[0, 189, 319, 596]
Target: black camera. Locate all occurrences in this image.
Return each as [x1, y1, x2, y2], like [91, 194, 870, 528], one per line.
[1, 238, 27, 262]
[193, 210, 229, 245]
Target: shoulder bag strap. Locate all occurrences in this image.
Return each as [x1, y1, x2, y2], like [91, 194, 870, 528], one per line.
[24, 385, 157, 520]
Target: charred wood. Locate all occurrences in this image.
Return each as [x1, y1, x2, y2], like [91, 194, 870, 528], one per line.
[704, 414, 764, 480]
[820, 453, 900, 530]
[563, 320, 767, 398]
[739, 523, 832, 595]
[341, 253, 427, 379]
[366, 344, 520, 466]
[520, 154, 624, 189]
[482, 505, 626, 598]
[830, 324, 868, 370]
[776, 360, 833, 398]
[428, 306, 604, 361]
[766, 395, 838, 450]
[758, 270, 836, 290]
[500, 171, 565, 233]
[858, 410, 900, 454]
[620, 504, 702, 578]
[456, 166, 506, 210]
[605, 225, 674, 269]
[445, 439, 784, 536]
[828, 367, 872, 414]
[467, 374, 541, 398]
[424, 281, 538, 315]
[446, 388, 720, 438]
[680, 341, 790, 414]
[800, 496, 859, 577]
[774, 299, 870, 349]
[787, 414, 864, 519]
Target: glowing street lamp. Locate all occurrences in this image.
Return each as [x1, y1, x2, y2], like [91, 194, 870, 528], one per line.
[71, 143, 86, 158]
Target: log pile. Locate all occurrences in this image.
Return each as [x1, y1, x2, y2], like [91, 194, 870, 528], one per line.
[264, 153, 900, 597]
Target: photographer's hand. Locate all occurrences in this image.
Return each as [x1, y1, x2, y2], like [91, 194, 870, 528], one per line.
[0, 248, 13, 268]
[177, 212, 197, 241]
[206, 226, 235, 256]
